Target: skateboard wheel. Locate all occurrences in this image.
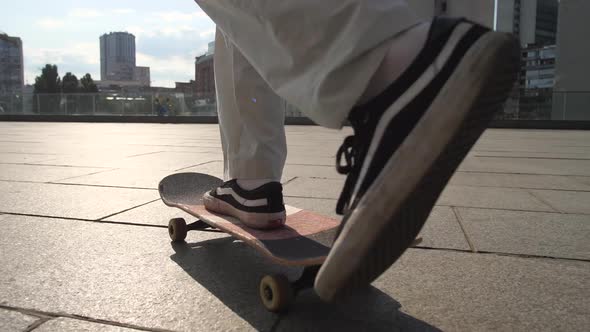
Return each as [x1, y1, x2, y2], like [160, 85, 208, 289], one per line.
[168, 218, 188, 242]
[259, 274, 293, 313]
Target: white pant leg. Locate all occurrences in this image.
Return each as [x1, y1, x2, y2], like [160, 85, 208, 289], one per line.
[214, 28, 287, 181]
[196, 0, 420, 128]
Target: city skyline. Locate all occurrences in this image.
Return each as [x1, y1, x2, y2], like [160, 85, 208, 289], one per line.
[1, 0, 215, 87]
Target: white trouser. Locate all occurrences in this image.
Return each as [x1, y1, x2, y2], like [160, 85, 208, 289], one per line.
[205, 0, 420, 179]
[215, 28, 287, 181]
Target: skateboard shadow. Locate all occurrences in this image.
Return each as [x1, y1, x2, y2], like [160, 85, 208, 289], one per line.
[170, 237, 441, 331]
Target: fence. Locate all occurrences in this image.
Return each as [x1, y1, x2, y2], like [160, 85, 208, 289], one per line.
[0, 91, 588, 121]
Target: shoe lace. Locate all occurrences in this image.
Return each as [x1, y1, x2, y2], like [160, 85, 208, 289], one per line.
[336, 135, 359, 214]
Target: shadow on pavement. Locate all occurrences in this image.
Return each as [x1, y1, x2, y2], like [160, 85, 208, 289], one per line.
[170, 237, 440, 331]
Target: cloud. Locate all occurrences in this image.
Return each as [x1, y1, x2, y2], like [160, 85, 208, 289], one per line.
[24, 42, 101, 83]
[68, 8, 103, 18]
[36, 18, 66, 29]
[112, 8, 136, 15]
[150, 10, 207, 23]
[199, 29, 216, 39]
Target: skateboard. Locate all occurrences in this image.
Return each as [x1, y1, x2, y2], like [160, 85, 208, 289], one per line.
[159, 172, 423, 312]
[159, 172, 340, 312]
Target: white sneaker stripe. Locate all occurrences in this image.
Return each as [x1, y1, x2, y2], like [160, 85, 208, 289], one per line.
[349, 23, 473, 205]
[216, 187, 269, 207]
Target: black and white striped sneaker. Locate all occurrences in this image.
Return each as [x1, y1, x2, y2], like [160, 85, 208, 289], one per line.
[314, 17, 520, 300]
[203, 179, 286, 229]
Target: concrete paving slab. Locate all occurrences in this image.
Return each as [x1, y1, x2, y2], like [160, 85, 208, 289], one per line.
[34, 318, 138, 332]
[283, 196, 339, 219]
[283, 197, 469, 251]
[0, 308, 38, 332]
[56, 169, 174, 189]
[437, 185, 556, 212]
[0, 182, 159, 220]
[104, 199, 195, 226]
[0, 164, 109, 183]
[282, 164, 342, 180]
[285, 155, 336, 166]
[32, 152, 221, 171]
[0, 153, 55, 164]
[459, 156, 590, 176]
[283, 178, 344, 199]
[472, 151, 590, 160]
[450, 172, 590, 191]
[176, 161, 224, 178]
[373, 249, 590, 331]
[275, 288, 440, 331]
[182, 161, 305, 183]
[456, 208, 590, 259]
[530, 190, 590, 214]
[116, 152, 222, 171]
[573, 176, 590, 186]
[29, 155, 128, 169]
[419, 207, 471, 251]
[0, 215, 278, 331]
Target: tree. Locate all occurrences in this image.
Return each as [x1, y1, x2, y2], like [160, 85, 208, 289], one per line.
[80, 73, 98, 93]
[61, 72, 79, 93]
[33, 64, 61, 93]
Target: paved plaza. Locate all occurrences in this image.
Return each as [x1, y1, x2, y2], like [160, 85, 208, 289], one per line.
[0, 122, 588, 331]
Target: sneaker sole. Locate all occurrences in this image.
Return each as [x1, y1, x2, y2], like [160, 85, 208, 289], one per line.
[315, 31, 520, 301]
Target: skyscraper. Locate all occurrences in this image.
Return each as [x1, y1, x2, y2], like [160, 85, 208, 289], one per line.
[0, 33, 24, 95]
[100, 32, 136, 81]
[552, 0, 590, 120]
[495, 0, 558, 46]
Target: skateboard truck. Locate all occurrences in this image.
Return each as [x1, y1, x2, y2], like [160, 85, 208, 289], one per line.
[168, 217, 321, 313]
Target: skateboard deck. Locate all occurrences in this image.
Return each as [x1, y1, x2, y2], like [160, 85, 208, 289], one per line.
[159, 172, 340, 266]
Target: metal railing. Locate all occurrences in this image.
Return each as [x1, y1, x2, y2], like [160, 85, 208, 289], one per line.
[0, 91, 588, 121]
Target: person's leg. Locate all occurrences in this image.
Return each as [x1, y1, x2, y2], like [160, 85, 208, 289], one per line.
[207, 27, 288, 229]
[195, 0, 421, 128]
[194, 1, 519, 301]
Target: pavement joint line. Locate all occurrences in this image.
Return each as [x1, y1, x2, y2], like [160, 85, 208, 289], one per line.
[282, 176, 299, 186]
[0, 178, 157, 191]
[0, 140, 41, 143]
[526, 190, 563, 213]
[0, 162, 112, 169]
[0, 305, 175, 332]
[0, 211, 167, 229]
[23, 318, 52, 332]
[411, 246, 590, 263]
[46, 181, 157, 191]
[0, 152, 58, 155]
[451, 207, 478, 253]
[52, 168, 120, 183]
[97, 198, 162, 221]
[436, 204, 590, 215]
[173, 159, 223, 172]
[456, 170, 590, 177]
[473, 155, 590, 161]
[125, 151, 165, 158]
[284, 195, 337, 201]
[447, 184, 590, 193]
[127, 143, 222, 148]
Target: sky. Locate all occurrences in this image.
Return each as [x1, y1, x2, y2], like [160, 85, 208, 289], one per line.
[1, 0, 216, 87]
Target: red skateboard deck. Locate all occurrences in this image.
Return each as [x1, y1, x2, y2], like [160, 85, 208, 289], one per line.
[158, 173, 340, 266]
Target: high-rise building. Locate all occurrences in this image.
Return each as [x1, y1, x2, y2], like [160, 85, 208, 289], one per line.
[0, 33, 24, 95]
[552, 0, 590, 120]
[134, 66, 151, 87]
[409, 0, 495, 28]
[195, 49, 215, 101]
[206, 41, 215, 56]
[100, 32, 136, 81]
[495, 0, 558, 46]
